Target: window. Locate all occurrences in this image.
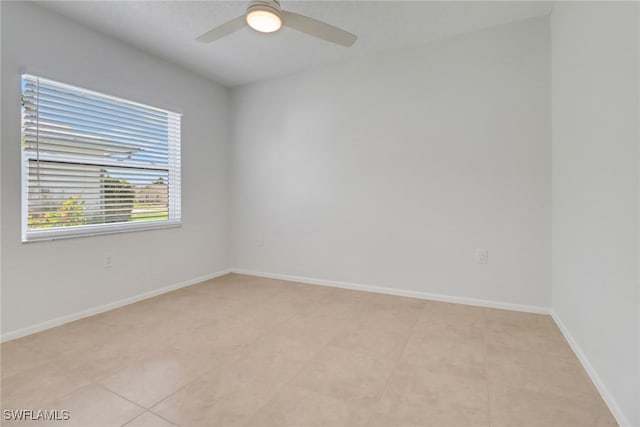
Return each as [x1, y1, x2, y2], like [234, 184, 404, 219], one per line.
[21, 74, 181, 242]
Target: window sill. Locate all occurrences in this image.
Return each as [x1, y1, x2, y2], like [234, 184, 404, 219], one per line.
[22, 220, 182, 243]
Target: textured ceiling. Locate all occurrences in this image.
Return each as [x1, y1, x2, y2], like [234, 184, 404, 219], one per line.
[37, 1, 553, 87]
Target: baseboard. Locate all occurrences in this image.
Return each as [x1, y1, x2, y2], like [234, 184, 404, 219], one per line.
[231, 268, 550, 314]
[550, 310, 632, 427]
[0, 268, 232, 343]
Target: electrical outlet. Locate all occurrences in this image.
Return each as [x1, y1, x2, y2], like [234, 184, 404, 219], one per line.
[104, 253, 113, 269]
[476, 248, 488, 264]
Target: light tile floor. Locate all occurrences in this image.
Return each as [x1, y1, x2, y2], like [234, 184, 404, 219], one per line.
[1, 274, 617, 426]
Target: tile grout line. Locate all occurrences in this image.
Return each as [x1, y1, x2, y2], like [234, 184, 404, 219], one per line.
[122, 410, 177, 427]
[119, 409, 154, 427]
[241, 297, 410, 425]
[142, 338, 265, 422]
[143, 281, 328, 425]
[221, 294, 344, 425]
[88, 341, 216, 414]
[95, 383, 148, 412]
[482, 308, 493, 427]
[143, 308, 295, 425]
[235, 354, 314, 425]
[239, 291, 358, 419]
[365, 301, 425, 424]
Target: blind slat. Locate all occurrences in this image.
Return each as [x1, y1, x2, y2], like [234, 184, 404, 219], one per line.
[23, 113, 173, 146]
[26, 101, 171, 138]
[24, 92, 172, 130]
[24, 144, 169, 163]
[23, 130, 174, 156]
[24, 81, 173, 122]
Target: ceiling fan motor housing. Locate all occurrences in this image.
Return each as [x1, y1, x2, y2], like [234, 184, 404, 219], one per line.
[246, 0, 282, 17]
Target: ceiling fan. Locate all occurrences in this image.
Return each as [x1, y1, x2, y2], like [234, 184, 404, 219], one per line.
[196, 0, 357, 47]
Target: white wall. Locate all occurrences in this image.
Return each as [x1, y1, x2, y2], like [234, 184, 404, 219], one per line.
[231, 17, 551, 308]
[551, 2, 640, 426]
[1, 2, 231, 336]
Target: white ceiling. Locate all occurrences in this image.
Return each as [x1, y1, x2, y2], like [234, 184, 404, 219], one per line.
[37, 1, 553, 87]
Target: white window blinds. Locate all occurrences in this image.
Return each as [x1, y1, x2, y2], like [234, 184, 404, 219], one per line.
[21, 74, 182, 242]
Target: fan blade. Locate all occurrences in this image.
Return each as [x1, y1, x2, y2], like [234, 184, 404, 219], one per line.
[282, 11, 356, 47]
[197, 16, 246, 43]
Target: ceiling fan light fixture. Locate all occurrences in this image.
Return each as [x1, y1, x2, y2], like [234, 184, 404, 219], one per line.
[246, 7, 282, 33]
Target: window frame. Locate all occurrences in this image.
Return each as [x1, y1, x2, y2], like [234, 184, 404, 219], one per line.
[20, 74, 182, 243]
